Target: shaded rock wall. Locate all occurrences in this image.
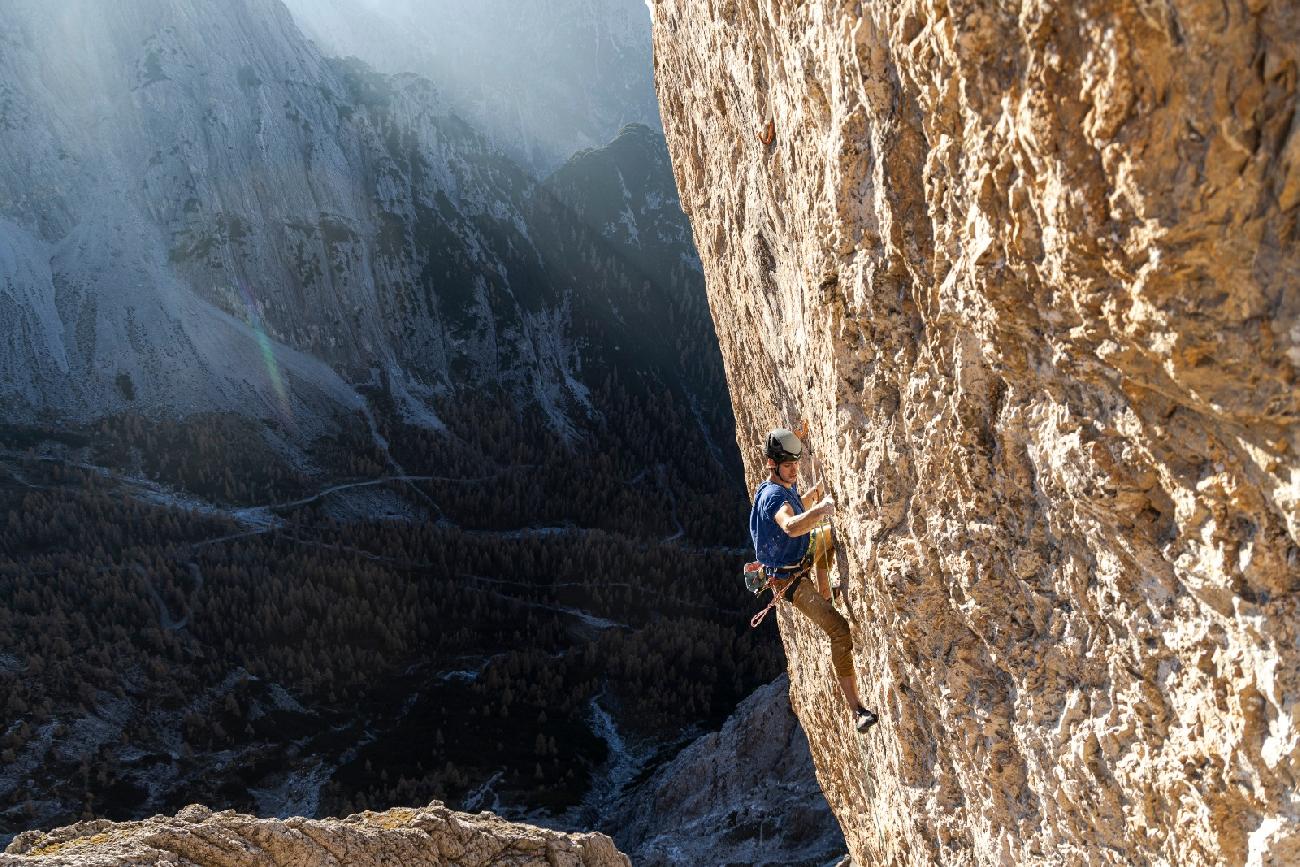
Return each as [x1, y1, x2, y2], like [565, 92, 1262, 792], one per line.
[648, 0, 1299, 863]
[612, 675, 847, 866]
[1, 801, 628, 866]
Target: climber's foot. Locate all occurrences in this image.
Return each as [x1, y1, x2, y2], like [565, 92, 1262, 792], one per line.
[855, 706, 878, 733]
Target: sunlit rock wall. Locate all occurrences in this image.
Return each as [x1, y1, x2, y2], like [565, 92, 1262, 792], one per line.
[648, 0, 1299, 863]
[1, 802, 628, 866]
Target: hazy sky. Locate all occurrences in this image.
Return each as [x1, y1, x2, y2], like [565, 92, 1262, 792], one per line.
[279, 0, 662, 175]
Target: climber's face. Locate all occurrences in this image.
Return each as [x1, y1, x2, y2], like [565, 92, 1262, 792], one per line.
[775, 458, 799, 485]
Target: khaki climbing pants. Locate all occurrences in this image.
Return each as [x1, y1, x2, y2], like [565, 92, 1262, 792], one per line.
[786, 575, 855, 680]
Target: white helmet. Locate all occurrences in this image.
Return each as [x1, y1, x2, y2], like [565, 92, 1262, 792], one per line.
[764, 428, 803, 462]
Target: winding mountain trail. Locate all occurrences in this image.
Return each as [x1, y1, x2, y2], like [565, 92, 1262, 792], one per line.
[2, 445, 750, 633]
[139, 564, 188, 632]
[461, 578, 627, 631]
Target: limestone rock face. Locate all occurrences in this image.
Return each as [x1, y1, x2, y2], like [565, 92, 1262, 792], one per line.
[1, 801, 628, 866]
[648, 0, 1299, 863]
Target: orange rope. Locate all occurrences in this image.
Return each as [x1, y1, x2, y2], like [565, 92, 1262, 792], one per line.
[749, 571, 802, 628]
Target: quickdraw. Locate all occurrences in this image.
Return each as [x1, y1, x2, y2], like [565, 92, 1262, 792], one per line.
[749, 567, 807, 628]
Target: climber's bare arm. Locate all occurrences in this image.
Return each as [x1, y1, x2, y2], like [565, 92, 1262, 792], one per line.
[775, 498, 833, 538]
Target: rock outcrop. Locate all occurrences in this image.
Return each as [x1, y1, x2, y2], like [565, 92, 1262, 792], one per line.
[648, 0, 1299, 863]
[1, 801, 628, 866]
[612, 675, 847, 866]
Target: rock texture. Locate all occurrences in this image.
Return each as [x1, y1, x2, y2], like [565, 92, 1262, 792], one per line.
[648, 0, 1300, 864]
[612, 675, 847, 866]
[1, 801, 628, 866]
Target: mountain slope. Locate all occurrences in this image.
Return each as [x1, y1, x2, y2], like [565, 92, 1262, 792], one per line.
[531, 123, 737, 470]
[0, 0, 611, 437]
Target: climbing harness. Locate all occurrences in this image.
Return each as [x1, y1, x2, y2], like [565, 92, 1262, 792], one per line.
[747, 523, 833, 628]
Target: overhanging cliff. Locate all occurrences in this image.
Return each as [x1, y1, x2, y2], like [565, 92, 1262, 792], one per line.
[648, 0, 1299, 863]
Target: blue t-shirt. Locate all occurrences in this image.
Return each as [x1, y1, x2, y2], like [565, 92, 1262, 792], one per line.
[750, 480, 810, 569]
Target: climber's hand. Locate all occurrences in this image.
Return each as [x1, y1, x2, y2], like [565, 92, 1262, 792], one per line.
[816, 496, 835, 518]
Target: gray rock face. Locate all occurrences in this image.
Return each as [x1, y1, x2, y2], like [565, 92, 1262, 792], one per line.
[613, 675, 847, 867]
[647, 0, 1300, 864]
[280, 0, 661, 177]
[546, 123, 698, 286]
[0, 0, 702, 445]
[1, 801, 629, 866]
[0, 0, 589, 434]
[535, 121, 735, 444]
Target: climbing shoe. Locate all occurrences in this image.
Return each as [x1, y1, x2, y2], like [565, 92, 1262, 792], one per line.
[855, 706, 878, 733]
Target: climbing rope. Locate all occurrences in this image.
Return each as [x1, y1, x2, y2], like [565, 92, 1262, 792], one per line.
[754, 579, 790, 626]
[749, 572, 800, 628]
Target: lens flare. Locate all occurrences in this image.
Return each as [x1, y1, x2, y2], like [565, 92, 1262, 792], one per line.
[237, 281, 294, 428]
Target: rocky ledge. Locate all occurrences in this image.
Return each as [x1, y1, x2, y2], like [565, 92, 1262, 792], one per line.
[1, 801, 628, 866]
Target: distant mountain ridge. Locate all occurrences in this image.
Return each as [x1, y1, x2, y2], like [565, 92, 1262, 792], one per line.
[280, 0, 661, 177]
[546, 123, 700, 289]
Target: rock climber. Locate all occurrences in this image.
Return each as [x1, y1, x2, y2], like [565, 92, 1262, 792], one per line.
[749, 423, 879, 733]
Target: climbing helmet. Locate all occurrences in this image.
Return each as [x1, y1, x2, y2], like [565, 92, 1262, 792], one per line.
[764, 428, 803, 463]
